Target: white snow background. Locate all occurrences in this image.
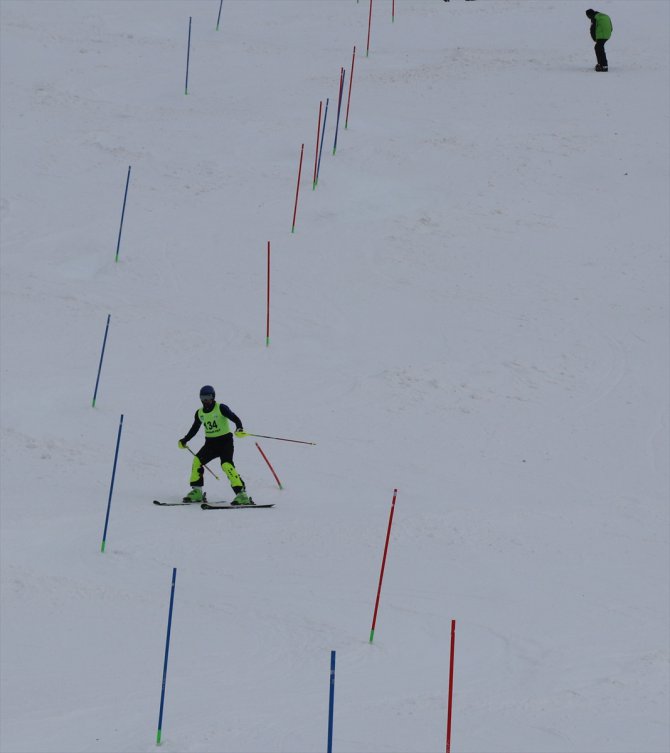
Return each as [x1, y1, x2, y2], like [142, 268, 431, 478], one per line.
[1, 1, 668, 752]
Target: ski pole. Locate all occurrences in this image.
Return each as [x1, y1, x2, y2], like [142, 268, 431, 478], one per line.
[235, 431, 316, 446]
[181, 443, 220, 479]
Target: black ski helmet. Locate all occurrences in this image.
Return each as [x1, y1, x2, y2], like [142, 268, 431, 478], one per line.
[199, 385, 215, 399]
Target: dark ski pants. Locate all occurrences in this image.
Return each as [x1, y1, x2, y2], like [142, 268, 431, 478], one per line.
[594, 40, 608, 68]
[190, 434, 245, 492]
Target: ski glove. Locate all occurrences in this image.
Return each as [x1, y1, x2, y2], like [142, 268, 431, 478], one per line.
[178, 439, 188, 449]
[234, 430, 248, 438]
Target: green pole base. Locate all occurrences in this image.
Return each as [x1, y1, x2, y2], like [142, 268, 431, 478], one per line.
[369, 628, 375, 643]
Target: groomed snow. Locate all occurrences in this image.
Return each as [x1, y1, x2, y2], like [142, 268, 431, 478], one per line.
[1, 2, 668, 751]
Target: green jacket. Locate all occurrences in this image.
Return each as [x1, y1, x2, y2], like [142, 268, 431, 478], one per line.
[594, 12, 613, 41]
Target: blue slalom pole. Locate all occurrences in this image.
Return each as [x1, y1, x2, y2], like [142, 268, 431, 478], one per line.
[315, 98, 329, 187]
[92, 314, 111, 408]
[185, 17, 192, 94]
[115, 166, 131, 262]
[327, 650, 336, 753]
[157, 568, 177, 745]
[333, 68, 346, 155]
[216, 0, 223, 30]
[101, 414, 124, 553]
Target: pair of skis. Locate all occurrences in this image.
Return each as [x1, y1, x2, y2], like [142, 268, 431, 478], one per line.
[153, 500, 274, 510]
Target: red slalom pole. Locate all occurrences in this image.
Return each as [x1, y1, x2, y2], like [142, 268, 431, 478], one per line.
[369, 488, 397, 643]
[313, 101, 322, 189]
[266, 241, 270, 346]
[255, 442, 283, 489]
[446, 619, 456, 753]
[291, 143, 304, 233]
[366, 0, 373, 57]
[344, 46, 356, 129]
[392, 0, 395, 23]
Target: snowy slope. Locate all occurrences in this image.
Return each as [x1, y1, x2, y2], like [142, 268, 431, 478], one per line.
[1, 1, 668, 752]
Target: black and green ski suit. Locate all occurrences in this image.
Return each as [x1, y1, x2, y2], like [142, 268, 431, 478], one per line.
[180, 402, 246, 492]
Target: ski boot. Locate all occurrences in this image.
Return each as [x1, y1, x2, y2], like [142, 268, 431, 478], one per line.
[595, 64, 608, 72]
[183, 487, 206, 504]
[231, 489, 254, 506]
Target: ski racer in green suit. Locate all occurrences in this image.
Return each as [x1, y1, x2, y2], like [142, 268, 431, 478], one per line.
[178, 385, 253, 505]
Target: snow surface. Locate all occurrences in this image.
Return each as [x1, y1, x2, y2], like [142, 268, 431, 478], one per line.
[1, 1, 668, 751]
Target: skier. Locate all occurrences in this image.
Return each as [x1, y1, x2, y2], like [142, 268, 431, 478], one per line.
[585, 9, 612, 72]
[178, 385, 253, 505]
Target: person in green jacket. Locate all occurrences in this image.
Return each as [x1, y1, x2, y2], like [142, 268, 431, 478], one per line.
[586, 9, 613, 72]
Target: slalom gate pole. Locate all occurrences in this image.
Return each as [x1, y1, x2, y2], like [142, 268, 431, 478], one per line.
[185, 16, 192, 94]
[332, 68, 345, 155]
[369, 488, 397, 642]
[115, 166, 131, 262]
[327, 650, 336, 753]
[240, 432, 316, 446]
[183, 444, 219, 479]
[101, 414, 124, 553]
[291, 144, 304, 233]
[446, 619, 456, 753]
[216, 0, 223, 30]
[92, 314, 111, 407]
[392, 0, 395, 22]
[313, 100, 322, 189]
[315, 98, 329, 186]
[366, 0, 373, 57]
[156, 567, 177, 746]
[255, 442, 283, 489]
[266, 241, 271, 346]
[344, 46, 356, 129]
